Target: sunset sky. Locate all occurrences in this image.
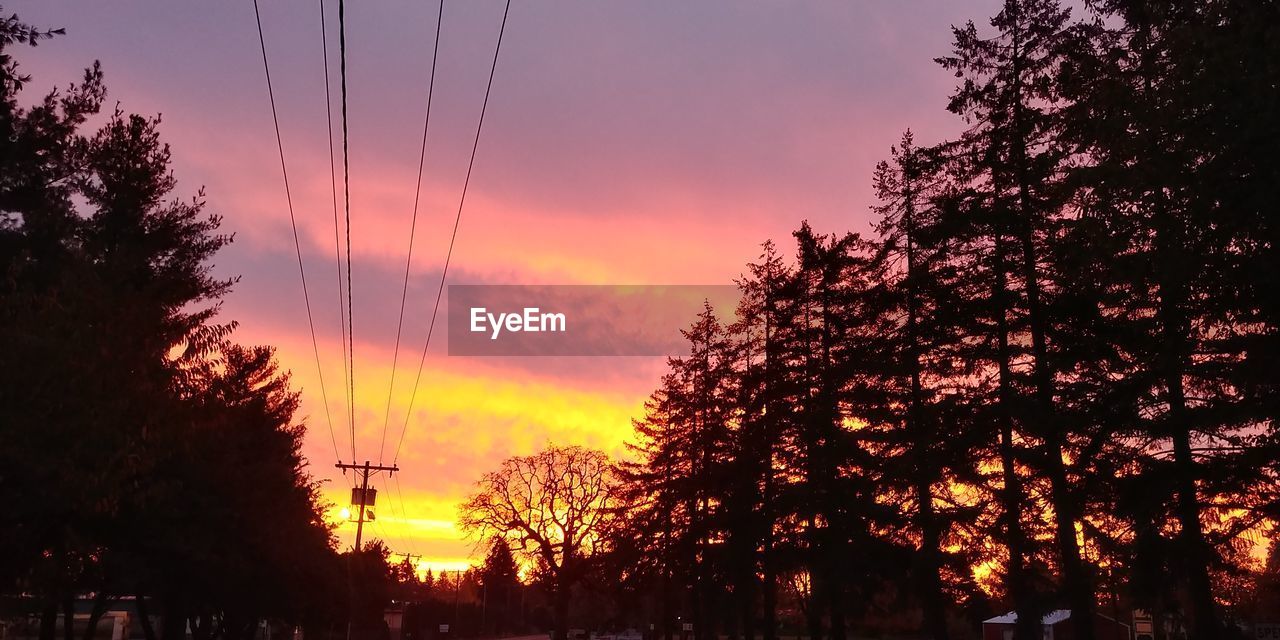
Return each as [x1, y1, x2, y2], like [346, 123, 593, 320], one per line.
[13, 0, 1002, 572]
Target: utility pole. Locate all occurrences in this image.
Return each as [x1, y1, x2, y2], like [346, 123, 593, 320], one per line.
[336, 460, 399, 551]
[338, 460, 399, 640]
[401, 552, 422, 579]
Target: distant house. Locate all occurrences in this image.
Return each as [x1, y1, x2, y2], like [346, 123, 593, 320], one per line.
[981, 609, 1131, 640]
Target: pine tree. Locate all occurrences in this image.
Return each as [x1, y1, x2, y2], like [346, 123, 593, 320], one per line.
[731, 242, 793, 640]
[481, 537, 521, 635]
[2, 14, 341, 638]
[1055, 2, 1280, 636]
[867, 132, 967, 640]
[620, 302, 738, 640]
[937, 2, 1098, 637]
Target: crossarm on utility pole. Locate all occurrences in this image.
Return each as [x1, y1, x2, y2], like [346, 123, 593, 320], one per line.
[336, 460, 399, 551]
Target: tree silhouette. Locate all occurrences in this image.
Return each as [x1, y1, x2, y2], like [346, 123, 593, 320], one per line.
[936, 2, 1100, 637]
[2, 10, 342, 640]
[480, 536, 521, 636]
[459, 445, 617, 640]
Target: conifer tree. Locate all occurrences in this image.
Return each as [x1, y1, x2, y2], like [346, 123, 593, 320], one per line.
[867, 133, 967, 640]
[937, 2, 1097, 637]
[731, 242, 793, 640]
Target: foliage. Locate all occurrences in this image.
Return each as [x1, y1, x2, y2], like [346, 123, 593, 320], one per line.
[0, 9, 344, 640]
[459, 445, 617, 640]
[608, 4, 1278, 640]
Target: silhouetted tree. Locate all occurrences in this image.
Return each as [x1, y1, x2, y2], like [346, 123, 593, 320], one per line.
[731, 242, 792, 640]
[610, 2, 1280, 637]
[459, 445, 617, 640]
[1, 11, 343, 640]
[480, 537, 521, 635]
[786, 222, 874, 640]
[867, 132, 982, 640]
[936, 2, 1100, 637]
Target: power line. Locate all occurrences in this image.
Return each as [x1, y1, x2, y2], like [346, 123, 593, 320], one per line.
[319, 0, 355, 464]
[338, 0, 357, 461]
[368, 495, 416, 566]
[392, 0, 513, 466]
[380, 0, 445, 464]
[382, 475, 419, 560]
[252, 0, 341, 462]
[319, 3, 359, 626]
[392, 473, 424, 557]
[371, 518, 418, 571]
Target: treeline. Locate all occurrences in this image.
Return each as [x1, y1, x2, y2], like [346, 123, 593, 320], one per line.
[0, 12, 353, 640]
[388, 538, 559, 640]
[615, 2, 1278, 640]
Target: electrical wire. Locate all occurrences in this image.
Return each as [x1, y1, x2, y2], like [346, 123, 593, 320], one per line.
[338, 0, 357, 463]
[319, 0, 356, 465]
[392, 474, 424, 557]
[392, 0, 513, 466]
[383, 484, 418, 560]
[367, 489, 414, 562]
[252, 0, 342, 462]
[380, 0, 445, 464]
